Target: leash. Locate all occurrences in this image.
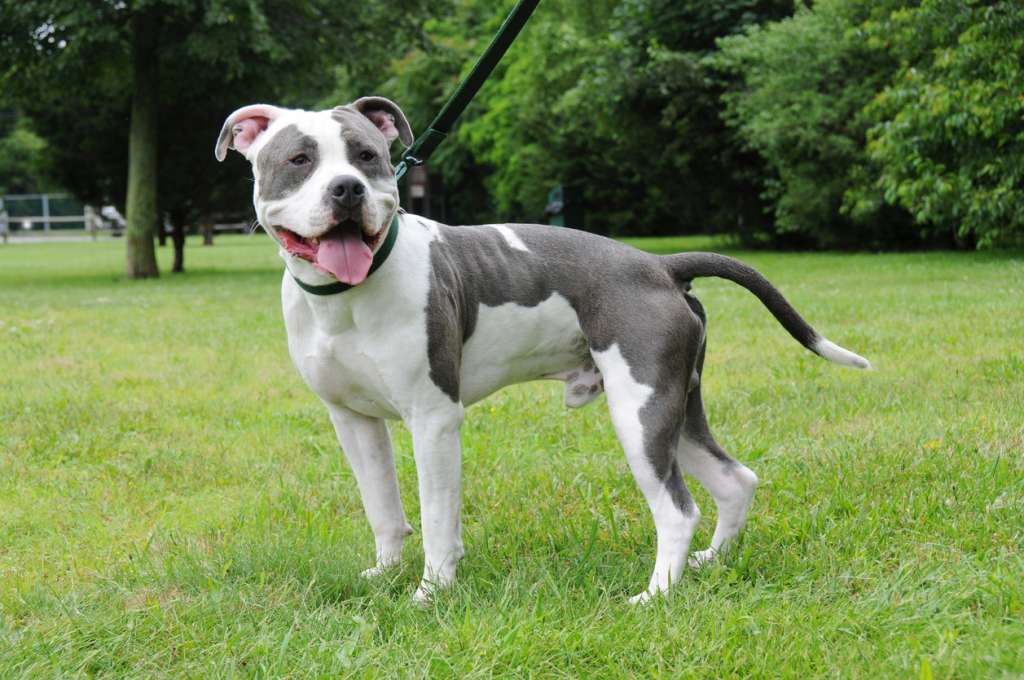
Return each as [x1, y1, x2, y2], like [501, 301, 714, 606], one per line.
[295, 0, 540, 296]
[394, 0, 541, 182]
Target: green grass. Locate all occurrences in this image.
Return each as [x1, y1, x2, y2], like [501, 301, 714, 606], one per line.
[1, 234, 1022, 678]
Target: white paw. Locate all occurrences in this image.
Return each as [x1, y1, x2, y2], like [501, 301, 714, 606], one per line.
[687, 548, 718, 569]
[411, 585, 432, 606]
[360, 564, 395, 579]
[628, 590, 653, 605]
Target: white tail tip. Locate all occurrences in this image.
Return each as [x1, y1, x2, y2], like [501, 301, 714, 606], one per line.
[813, 338, 871, 369]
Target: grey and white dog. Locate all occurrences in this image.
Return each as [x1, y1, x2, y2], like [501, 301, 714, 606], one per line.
[216, 97, 870, 603]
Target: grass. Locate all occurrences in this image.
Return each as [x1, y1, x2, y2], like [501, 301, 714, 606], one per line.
[1, 234, 1021, 678]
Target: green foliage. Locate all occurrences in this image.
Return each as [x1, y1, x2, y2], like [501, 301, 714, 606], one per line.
[714, 0, 914, 248]
[0, 115, 52, 195]
[863, 0, 1024, 247]
[0, 0, 433, 271]
[374, 0, 791, 234]
[5, 0, 1024, 248]
[717, 0, 1024, 249]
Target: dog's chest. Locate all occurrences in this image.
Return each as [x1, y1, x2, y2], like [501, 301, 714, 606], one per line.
[282, 282, 422, 419]
[295, 329, 399, 417]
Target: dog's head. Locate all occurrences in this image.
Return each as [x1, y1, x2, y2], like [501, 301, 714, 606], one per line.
[215, 97, 412, 285]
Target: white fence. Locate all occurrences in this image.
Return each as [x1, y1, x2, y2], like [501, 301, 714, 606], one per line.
[1, 194, 118, 243]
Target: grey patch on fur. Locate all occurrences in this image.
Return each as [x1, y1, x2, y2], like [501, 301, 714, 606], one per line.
[424, 223, 700, 512]
[331, 107, 395, 182]
[680, 294, 732, 465]
[424, 222, 838, 513]
[256, 124, 319, 202]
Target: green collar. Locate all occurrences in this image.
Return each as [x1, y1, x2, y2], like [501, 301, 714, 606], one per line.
[291, 213, 400, 296]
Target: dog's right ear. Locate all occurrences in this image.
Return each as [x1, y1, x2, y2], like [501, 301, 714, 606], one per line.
[215, 104, 283, 162]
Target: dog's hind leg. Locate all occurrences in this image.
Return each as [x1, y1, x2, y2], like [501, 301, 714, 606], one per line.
[677, 384, 758, 569]
[328, 405, 414, 577]
[592, 343, 700, 604]
[675, 294, 758, 568]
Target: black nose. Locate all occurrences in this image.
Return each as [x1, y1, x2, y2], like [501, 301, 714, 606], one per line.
[328, 176, 366, 208]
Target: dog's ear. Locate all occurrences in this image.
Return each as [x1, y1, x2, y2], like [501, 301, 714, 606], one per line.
[215, 104, 284, 161]
[350, 96, 413, 147]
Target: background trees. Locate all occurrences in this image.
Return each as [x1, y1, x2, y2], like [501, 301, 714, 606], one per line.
[717, 0, 1024, 248]
[862, 0, 1024, 248]
[364, 0, 1024, 248]
[2, 0, 1023, 255]
[1, 0, 430, 274]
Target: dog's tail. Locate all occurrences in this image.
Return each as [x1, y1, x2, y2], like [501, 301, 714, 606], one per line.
[664, 252, 871, 369]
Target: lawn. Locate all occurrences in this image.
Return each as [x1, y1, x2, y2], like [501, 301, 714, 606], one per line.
[1, 234, 1021, 678]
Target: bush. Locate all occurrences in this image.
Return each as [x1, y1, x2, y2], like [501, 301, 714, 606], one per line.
[714, 0, 924, 248]
[862, 0, 1024, 248]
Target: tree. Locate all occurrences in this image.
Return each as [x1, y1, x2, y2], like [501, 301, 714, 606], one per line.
[125, 9, 160, 277]
[1, 0, 432, 275]
[366, 0, 793, 234]
[862, 0, 1024, 247]
[0, 111, 53, 196]
[714, 0, 922, 248]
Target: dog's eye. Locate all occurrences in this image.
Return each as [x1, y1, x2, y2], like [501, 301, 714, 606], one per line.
[358, 150, 375, 162]
[289, 154, 310, 166]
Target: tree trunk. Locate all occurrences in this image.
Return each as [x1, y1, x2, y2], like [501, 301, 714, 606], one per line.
[125, 10, 160, 279]
[202, 222, 214, 246]
[171, 210, 186, 273]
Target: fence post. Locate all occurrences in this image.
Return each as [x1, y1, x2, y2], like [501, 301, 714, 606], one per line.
[84, 205, 99, 241]
[41, 194, 51, 232]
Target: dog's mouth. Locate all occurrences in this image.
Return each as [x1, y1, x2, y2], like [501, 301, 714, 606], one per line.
[277, 220, 383, 285]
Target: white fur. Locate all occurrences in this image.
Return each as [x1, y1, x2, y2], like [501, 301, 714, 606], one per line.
[677, 437, 758, 569]
[486, 224, 530, 252]
[282, 215, 474, 599]
[592, 344, 700, 604]
[813, 337, 871, 369]
[460, 293, 584, 404]
[327, 404, 412, 575]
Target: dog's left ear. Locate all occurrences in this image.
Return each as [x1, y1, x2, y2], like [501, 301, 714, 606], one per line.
[351, 96, 413, 147]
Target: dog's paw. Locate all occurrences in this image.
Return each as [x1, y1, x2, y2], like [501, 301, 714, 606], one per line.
[628, 591, 654, 605]
[687, 548, 718, 569]
[360, 564, 395, 579]
[411, 585, 433, 606]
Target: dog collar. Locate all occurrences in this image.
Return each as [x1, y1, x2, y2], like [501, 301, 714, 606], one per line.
[290, 214, 400, 296]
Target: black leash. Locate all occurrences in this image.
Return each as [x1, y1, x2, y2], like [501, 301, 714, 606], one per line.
[394, 0, 541, 182]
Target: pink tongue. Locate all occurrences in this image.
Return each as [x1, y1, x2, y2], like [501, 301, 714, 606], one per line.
[315, 230, 373, 285]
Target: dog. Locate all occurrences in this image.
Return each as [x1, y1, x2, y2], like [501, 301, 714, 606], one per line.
[215, 97, 870, 603]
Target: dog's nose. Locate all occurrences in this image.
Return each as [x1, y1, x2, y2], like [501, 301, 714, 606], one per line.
[328, 176, 365, 208]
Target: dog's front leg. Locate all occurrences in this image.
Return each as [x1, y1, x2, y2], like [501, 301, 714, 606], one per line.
[327, 405, 413, 577]
[408, 402, 466, 603]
